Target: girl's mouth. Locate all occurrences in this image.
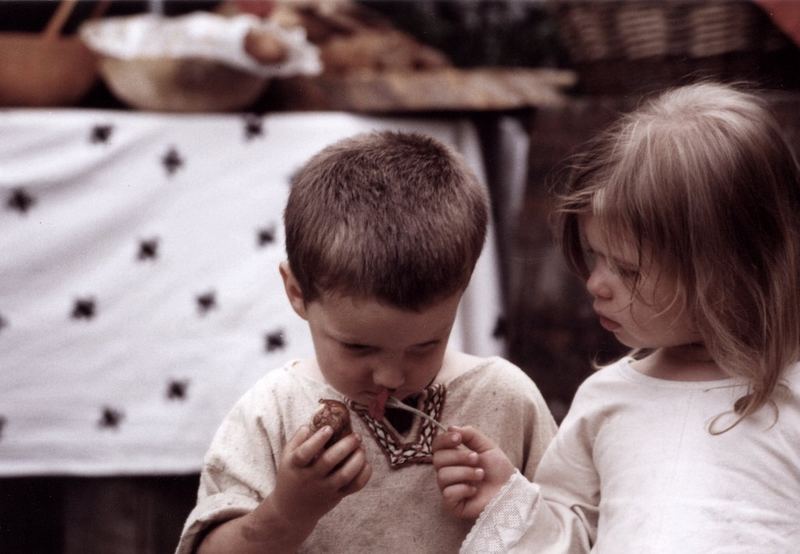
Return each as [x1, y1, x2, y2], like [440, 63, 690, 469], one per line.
[597, 314, 621, 331]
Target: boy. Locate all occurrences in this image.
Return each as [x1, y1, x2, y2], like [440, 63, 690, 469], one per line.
[176, 131, 556, 553]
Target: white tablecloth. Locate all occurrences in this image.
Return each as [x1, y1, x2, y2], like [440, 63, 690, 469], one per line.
[0, 110, 504, 476]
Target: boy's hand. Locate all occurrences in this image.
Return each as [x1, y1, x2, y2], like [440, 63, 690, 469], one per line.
[266, 424, 372, 531]
[432, 425, 515, 520]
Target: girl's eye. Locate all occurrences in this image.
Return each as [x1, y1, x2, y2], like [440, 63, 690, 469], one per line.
[614, 266, 640, 281]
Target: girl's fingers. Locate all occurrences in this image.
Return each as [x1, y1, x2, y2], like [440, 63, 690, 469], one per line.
[433, 446, 479, 469]
[289, 425, 333, 467]
[454, 425, 498, 454]
[436, 465, 484, 489]
[441, 482, 478, 506]
[432, 429, 463, 452]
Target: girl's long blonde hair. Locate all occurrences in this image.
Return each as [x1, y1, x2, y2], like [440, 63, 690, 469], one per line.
[556, 82, 800, 429]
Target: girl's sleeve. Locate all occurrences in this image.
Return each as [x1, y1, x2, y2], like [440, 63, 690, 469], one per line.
[461, 390, 601, 554]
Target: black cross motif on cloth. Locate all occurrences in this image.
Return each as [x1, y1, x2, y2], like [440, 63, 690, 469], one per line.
[71, 297, 96, 320]
[243, 114, 264, 141]
[98, 406, 124, 430]
[162, 147, 184, 176]
[7, 188, 35, 214]
[350, 384, 446, 469]
[90, 124, 113, 144]
[264, 329, 285, 352]
[166, 379, 189, 401]
[196, 291, 217, 315]
[256, 225, 276, 247]
[137, 238, 159, 261]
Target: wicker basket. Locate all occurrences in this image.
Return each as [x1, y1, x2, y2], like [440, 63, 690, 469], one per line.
[0, 33, 98, 107]
[553, 0, 800, 94]
[98, 56, 269, 113]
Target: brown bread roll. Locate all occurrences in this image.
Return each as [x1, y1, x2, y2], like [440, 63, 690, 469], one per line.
[309, 399, 352, 447]
[243, 29, 288, 64]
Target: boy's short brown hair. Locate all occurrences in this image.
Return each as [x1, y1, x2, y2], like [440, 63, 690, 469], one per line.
[284, 130, 489, 310]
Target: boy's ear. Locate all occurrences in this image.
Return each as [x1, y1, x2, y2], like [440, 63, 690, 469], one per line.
[279, 261, 308, 319]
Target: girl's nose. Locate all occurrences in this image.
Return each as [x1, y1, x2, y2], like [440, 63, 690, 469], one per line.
[586, 265, 613, 300]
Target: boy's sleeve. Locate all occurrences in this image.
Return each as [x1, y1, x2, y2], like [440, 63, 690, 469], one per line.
[461, 381, 600, 554]
[175, 388, 282, 554]
[487, 358, 557, 480]
[518, 374, 558, 481]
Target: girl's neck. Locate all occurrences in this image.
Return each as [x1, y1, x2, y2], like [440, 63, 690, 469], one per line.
[632, 344, 729, 381]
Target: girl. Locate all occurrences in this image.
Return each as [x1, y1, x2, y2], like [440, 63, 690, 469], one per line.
[432, 82, 800, 552]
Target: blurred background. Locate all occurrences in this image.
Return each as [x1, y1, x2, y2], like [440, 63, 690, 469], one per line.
[3, 0, 800, 552]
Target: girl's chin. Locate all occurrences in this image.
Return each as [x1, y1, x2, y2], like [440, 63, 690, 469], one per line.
[614, 334, 644, 350]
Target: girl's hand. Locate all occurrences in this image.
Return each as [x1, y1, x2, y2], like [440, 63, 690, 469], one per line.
[266, 424, 372, 530]
[432, 425, 515, 520]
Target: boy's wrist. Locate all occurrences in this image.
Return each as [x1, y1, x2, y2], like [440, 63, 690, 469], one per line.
[247, 494, 317, 544]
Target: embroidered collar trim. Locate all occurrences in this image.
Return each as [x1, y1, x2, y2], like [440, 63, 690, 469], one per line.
[349, 383, 446, 469]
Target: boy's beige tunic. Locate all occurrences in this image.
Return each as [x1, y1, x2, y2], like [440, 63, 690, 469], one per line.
[177, 355, 556, 553]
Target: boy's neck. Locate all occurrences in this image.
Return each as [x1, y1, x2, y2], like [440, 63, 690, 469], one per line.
[296, 358, 327, 384]
[434, 350, 482, 384]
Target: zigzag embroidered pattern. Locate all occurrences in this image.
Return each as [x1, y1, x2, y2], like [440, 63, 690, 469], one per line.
[350, 384, 446, 468]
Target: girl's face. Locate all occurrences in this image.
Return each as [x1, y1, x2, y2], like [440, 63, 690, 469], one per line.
[581, 215, 702, 350]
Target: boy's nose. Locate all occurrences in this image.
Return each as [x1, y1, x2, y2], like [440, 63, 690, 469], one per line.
[373, 363, 405, 390]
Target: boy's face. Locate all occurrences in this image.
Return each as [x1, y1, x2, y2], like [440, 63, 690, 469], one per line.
[281, 263, 461, 403]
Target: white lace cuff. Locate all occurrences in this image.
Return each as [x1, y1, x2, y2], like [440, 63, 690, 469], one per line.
[460, 471, 541, 553]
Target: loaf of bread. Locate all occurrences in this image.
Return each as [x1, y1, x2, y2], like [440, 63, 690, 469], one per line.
[243, 29, 289, 64]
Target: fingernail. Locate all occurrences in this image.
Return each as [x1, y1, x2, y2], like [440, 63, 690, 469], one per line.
[322, 426, 333, 435]
[451, 433, 461, 444]
[468, 452, 478, 464]
[475, 468, 484, 478]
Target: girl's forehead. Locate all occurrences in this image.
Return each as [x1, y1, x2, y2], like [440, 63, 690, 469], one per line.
[587, 216, 655, 272]
[581, 215, 634, 252]
[582, 215, 670, 278]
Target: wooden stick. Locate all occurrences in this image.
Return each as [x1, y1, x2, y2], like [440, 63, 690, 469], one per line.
[42, 0, 79, 41]
[386, 397, 449, 432]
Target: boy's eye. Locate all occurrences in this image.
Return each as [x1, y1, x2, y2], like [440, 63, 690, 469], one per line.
[342, 343, 373, 353]
[410, 341, 439, 354]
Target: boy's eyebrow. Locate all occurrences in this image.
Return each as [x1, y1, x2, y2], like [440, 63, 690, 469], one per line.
[412, 339, 441, 347]
[328, 331, 367, 344]
[330, 333, 442, 348]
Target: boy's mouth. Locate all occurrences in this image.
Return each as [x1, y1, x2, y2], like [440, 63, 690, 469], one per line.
[368, 388, 390, 419]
